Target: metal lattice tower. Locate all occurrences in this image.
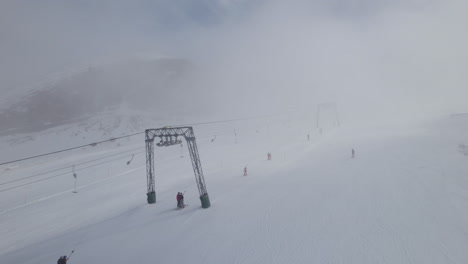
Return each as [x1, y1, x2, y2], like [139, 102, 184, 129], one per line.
[145, 126, 210, 208]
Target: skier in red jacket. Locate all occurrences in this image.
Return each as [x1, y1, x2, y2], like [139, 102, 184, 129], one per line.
[176, 192, 182, 208]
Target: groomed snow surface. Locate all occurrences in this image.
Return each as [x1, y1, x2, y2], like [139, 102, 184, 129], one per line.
[1, 116, 468, 264]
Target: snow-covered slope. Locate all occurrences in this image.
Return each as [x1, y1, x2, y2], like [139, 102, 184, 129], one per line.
[1, 115, 468, 264]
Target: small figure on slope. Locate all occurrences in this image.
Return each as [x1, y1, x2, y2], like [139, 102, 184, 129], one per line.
[58, 250, 74, 263]
[351, 148, 355, 159]
[177, 192, 182, 208]
[176, 192, 185, 209]
[57, 255, 69, 264]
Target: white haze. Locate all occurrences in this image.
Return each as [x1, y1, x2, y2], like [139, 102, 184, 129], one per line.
[0, 0, 467, 125]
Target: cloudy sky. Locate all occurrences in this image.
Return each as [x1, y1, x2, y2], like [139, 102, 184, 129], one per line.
[1, 0, 467, 123]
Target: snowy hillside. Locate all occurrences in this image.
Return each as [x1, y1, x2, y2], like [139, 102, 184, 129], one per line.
[0, 58, 200, 137]
[1, 114, 468, 264]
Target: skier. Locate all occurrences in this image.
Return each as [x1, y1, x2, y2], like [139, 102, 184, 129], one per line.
[176, 192, 182, 208]
[58, 250, 74, 264]
[57, 255, 68, 264]
[351, 148, 355, 159]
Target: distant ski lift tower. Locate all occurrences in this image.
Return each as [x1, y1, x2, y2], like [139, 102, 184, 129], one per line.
[316, 102, 340, 129]
[145, 126, 210, 208]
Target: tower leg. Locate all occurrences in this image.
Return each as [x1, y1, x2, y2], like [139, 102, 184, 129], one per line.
[185, 129, 210, 208]
[146, 138, 156, 204]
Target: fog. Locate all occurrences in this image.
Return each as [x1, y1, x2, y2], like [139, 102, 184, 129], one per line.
[1, 0, 467, 126]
